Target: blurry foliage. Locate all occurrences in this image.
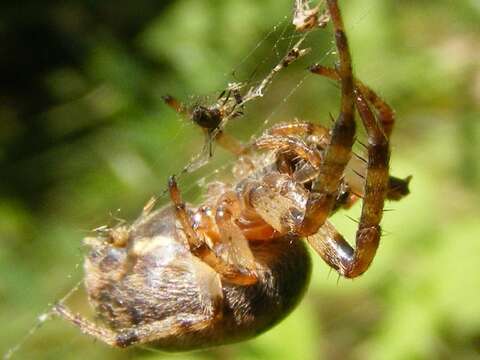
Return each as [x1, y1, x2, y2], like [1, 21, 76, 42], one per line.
[1, 0, 480, 359]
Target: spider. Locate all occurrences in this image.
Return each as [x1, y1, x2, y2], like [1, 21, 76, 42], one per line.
[54, 0, 411, 350]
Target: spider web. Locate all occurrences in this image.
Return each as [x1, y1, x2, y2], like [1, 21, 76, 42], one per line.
[3, 1, 378, 358]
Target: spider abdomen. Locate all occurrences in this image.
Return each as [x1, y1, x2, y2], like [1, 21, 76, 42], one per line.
[84, 206, 311, 350]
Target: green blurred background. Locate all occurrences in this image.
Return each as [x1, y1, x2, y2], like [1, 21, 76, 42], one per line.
[1, 0, 480, 359]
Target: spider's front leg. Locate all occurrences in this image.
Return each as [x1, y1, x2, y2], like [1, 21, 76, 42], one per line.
[310, 65, 396, 139]
[289, 0, 403, 277]
[299, 0, 356, 236]
[53, 303, 216, 348]
[308, 89, 391, 278]
[309, 64, 411, 201]
[168, 177, 258, 286]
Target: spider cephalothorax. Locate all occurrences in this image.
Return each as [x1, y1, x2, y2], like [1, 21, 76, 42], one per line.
[54, 0, 410, 350]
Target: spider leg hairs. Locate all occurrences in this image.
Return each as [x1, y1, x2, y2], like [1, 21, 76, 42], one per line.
[10, 0, 411, 354]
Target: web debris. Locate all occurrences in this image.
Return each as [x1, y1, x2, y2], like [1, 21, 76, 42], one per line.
[162, 36, 313, 177]
[177, 2, 333, 178]
[158, 0, 335, 200]
[293, 0, 330, 32]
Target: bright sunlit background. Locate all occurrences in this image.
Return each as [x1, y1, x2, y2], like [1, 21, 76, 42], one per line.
[1, 0, 479, 359]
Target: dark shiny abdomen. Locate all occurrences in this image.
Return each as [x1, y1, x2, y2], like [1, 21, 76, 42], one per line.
[156, 239, 312, 351]
[220, 239, 312, 344]
[85, 207, 312, 351]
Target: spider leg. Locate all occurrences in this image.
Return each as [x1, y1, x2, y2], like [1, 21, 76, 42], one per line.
[53, 303, 119, 346]
[306, 220, 358, 277]
[254, 135, 322, 169]
[168, 176, 258, 286]
[306, 89, 389, 278]
[213, 191, 258, 272]
[354, 87, 389, 229]
[220, 121, 330, 159]
[245, 174, 309, 235]
[267, 121, 331, 154]
[299, 0, 356, 236]
[53, 303, 215, 348]
[267, 121, 330, 139]
[309, 66, 411, 201]
[265, 120, 409, 201]
[310, 65, 395, 138]
[354, 79, 395, 139]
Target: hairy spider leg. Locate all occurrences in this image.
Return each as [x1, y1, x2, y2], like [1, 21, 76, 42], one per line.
[245, 173, 310, 235]
[263, 121, 408, 202]
[168, 177, 258, 286]
[53, 303, 119, 346]
[355, 79, 394, 138]
[309, 65, 411, 200]
[354, 88, 390, 230]
[307, 88, 389, 278]
[309, 65, 395, 138]
[53, 303, 215, 348]
[299, 0, 356, 236]
[267, 122, 330, 142]
[213, 121, 329, 161]
[254, 135, 322, 169]
[213, 191, 258, 271]
[248, 120, 405, 214]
